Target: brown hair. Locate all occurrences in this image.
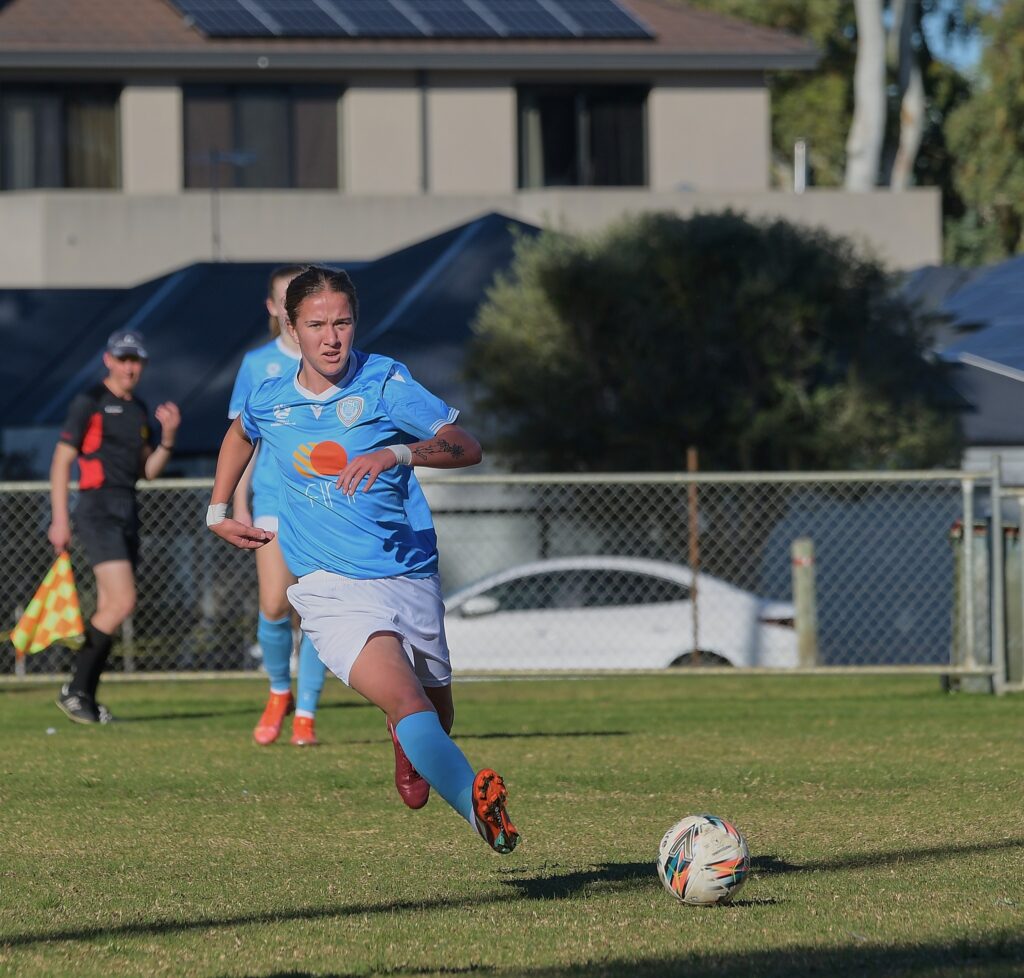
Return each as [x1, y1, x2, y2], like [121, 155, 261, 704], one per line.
[284, 265, 360, 329]
[266, 264, 306, 338]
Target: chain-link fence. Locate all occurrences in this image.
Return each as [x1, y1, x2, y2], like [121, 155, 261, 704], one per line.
[0, 470, 1009, 683]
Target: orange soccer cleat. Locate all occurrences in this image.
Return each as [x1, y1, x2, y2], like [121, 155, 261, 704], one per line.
[386, 718, 430, 810]
[290, 715, 320, 747]
[473, 768, 519, 854]
[253, 690, 294, 745]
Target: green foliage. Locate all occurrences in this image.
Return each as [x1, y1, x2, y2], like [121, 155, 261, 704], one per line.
[946, 2, 1024, 263]
[678, 0, 856, 186]
[466, 213, 961, 473]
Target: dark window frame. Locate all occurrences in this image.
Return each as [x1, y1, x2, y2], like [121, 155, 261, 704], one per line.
[183, 83, 341, 190]
[0, 83, 121, 190]
[517, 84, 648, 189]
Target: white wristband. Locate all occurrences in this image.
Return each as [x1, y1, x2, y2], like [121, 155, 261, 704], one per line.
[389, 444, 413, 466]
[206, 503, 228, 527]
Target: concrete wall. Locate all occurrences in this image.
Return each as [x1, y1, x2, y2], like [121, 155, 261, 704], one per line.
[0, 188, 942, 287]
[426, 78, 516, 194]
[648, 76, 770, 192]
[120, 85, 183, 194]
[343, 78, 422, 194]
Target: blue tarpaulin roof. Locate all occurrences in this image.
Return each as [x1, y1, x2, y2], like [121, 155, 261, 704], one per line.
[0, 212, 537, 466]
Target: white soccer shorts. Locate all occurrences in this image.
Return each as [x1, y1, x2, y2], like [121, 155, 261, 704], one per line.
[286, 570, 452, 687]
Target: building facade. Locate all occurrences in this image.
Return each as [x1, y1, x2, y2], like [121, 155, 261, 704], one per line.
[0, 0, 940, 286]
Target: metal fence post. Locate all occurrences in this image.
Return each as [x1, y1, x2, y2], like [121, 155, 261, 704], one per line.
[791, 537, 819, 667]
[1013, 497, 1024, 688]
[961, 479, 977, 672]
[990, 456, 1006, 695]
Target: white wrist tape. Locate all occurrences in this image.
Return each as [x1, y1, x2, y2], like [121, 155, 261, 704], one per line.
[389, 444, 413, 466]
[206, 503, 228, 527]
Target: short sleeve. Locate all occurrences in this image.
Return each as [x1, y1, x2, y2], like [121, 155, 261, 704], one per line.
[58, 392, 96, 450]
[381, 362, 459, 440]
[228, 354, 255, 420]
[239, 391, 262, 444]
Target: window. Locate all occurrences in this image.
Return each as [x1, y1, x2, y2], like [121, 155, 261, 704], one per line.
[0, 86, 120, 190]
[477, 567, 687, 613]
[518, 86, 646, 188]
[184, 85, 340, 190]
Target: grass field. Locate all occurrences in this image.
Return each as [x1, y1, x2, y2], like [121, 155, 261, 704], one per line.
[0, 675, 1021, 978]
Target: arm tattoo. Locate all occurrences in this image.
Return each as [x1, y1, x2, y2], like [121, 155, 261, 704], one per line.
[413, 438, 465, 462]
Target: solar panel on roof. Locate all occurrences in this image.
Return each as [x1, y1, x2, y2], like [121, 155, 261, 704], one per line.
[555, 0, 652, 37]
[407, 0, 499, 37]
[327, 0, 424, 36]
[474, 0, 569, 37]
[172, 0, 275, 37]
[167, 0, 654, 38]
[257, 0, 352, 36]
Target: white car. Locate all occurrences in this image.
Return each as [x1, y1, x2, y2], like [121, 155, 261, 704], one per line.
[444, 556, 798, 671]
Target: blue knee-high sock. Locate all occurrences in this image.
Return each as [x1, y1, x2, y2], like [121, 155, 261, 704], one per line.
[257, 613, 292, 693]
[395, 711, 476, 825]
[296, 634, 325, 716]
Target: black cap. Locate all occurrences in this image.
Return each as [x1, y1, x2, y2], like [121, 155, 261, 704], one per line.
[106, 329, 148, 359]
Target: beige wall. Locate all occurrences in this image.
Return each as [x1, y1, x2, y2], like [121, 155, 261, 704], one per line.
[649, 79, 770, 192]
[343, 79, 422, 194]
[0, 189, 941, 287]
[120, 85, 183, 194]
[427, 80, 516, 194]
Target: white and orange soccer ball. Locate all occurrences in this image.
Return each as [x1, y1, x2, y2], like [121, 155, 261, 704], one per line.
[657, 814, 750, 905]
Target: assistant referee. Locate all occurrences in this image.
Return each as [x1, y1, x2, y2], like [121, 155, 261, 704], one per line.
[48, 329, 181, 724]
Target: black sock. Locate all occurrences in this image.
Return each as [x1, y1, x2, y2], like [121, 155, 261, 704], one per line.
[69, 624, 114, 700]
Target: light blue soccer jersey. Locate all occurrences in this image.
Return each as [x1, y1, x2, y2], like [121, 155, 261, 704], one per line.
[228, 337, 302, 517]
[239, 350, 459, 580]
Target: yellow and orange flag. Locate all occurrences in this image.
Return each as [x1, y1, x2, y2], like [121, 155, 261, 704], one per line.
[10, 552, 84, 655]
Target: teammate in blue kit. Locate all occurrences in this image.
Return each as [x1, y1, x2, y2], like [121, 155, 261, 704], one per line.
[207, 265, 518, 854]
[228, 266, 327, 747]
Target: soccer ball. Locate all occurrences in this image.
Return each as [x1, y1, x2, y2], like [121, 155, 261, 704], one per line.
[657, 814, 750, 905]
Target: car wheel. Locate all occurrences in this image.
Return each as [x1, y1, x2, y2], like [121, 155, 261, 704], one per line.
[669, 651, 733, 668]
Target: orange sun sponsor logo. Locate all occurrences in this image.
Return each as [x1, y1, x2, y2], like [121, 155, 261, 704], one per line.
[293, 440, 348, 477]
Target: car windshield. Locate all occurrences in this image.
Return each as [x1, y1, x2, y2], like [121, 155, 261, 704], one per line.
[475, 568, 690, 612]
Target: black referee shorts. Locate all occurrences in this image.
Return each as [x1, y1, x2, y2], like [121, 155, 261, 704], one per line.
[73, 489, 140, 568]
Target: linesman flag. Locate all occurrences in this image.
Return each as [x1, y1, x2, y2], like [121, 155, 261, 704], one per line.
[10, 552, 84, 654]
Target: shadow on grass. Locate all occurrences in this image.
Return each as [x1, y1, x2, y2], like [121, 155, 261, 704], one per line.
[455, 730, 629, 741]
[205, 933, 1024, 978]
[5, 842, 1022, 953]
[752, 836, 1024, 876]
[110, 700, 373, 724]
[1, 860, 655, 948]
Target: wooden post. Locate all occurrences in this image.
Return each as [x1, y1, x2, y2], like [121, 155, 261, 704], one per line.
[791, 537, 819, 667]
[687, 447, 700, 664]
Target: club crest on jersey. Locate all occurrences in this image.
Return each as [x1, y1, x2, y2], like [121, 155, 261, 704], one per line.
[337, 396, 364, 427]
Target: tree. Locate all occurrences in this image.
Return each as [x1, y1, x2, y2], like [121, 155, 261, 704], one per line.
[465, 212, 961, 473]
[945, 2, 1024, 263]
[680, 0, 975, 194]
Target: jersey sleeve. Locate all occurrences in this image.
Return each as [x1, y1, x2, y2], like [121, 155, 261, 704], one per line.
[381, 362, 459, 440]
[238, 390, 262, 444]
[228, 354, 254, 420]
[57, 392, 96, 450]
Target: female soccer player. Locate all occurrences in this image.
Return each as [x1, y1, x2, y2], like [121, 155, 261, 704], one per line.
[206, 266, 518, 854]
[228, 266, 327, 747]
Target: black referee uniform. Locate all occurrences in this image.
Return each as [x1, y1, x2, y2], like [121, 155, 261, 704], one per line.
[60, 383, 152, 568]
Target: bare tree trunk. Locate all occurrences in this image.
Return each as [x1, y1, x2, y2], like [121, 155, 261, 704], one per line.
[890, 0, 925, 190]
[844, 0, 887, 191]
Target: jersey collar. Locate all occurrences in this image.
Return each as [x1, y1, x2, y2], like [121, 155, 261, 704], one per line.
[292, 352, 359, 401]
[274, 336, 302, 360]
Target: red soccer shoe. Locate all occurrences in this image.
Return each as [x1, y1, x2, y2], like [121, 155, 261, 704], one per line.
[386, 718, 430, 810]
[253, 690, 294, 745]
[473, 768, 519, 854]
